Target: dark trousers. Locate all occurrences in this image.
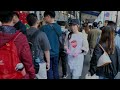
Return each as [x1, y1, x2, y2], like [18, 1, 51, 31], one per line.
[47, 55, 59, 79]
[59, 51, 67, 76]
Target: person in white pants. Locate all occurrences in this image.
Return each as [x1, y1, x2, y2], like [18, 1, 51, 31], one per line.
[64, 19, 89, 79]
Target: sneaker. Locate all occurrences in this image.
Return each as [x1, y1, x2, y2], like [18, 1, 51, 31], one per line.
[62, 74, 68, 79]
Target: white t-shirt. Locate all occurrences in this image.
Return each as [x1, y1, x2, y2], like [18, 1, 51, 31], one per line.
[65, 32, 89, 55]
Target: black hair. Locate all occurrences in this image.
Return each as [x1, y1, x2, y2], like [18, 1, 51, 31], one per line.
[68, 31, 73, 40]
[93, 22, 98, 27]
[107, 21, 116, 30]
[107, 21, 116, 26]
[98, 21, 102, 24]
[12, 11, 19, 18]
[44, 11, 55, 18]
[82, 23, 88, 27]
[105, 20, 109, 23]
[0, 11, 14, 23]
[26, 13, 38, 26]
[99, 26, 115, 54]
[57, 21, 66, 26]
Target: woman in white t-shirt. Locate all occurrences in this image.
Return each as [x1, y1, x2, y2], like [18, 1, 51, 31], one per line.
[64, 19, 89, 79]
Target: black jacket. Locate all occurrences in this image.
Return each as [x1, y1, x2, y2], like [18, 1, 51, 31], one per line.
[89, 43, 120, 79]
[14, 21, 27, 35]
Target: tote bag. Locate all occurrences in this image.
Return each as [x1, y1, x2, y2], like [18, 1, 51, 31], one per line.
[97, 44, 111, 67]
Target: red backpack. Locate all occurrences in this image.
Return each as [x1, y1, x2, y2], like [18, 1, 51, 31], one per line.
[0, 32, 25, 79]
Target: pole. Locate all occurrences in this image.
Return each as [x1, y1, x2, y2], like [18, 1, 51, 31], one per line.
[116, 11, 118, 31]
[79, 11, 81, 26]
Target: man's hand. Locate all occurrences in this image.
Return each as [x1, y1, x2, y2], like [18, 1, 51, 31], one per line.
[46, 62, 50, 71]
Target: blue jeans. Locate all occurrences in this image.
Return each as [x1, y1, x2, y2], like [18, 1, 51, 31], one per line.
[47, 56, 59, 79]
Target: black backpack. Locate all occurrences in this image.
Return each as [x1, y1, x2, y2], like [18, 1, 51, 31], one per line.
[27, 30, 42, 74]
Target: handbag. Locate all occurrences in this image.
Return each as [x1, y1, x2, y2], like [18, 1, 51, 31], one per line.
[97, 44, 112, 67]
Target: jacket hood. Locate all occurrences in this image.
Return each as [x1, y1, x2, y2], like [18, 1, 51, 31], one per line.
[0, 25, 19, 47]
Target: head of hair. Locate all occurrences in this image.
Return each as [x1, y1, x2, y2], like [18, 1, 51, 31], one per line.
[107, 21, 116, 26]
[107, 21, 116, 31]
[68, 31, 73, 40]
[44, 11, 55, 18]
[105, 20, 109, 23]
[82, 23, 88, 28]
[84, 25, 89, 34]
[57, 21, 66, 26]
[12, 11, 19, 18]
[93, 22, 98, 27]
[0, 11, 14, 23]
[89, 25, 92, 30]
[26, 13, 38, 26]
[99, 26, 115, 54]
[98, 21, 102, 24]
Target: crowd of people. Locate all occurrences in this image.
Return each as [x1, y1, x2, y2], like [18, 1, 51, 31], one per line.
[0, 11, 120, 79]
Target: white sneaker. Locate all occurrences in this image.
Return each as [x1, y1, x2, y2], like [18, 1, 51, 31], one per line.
[62, 74, 68, 79]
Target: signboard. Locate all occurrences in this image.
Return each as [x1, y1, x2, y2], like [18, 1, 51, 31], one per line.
[104, 12, 110, 20]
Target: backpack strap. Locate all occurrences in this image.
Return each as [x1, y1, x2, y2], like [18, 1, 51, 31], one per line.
[13, 32, 22, 41]
[49, 24, 60, 37]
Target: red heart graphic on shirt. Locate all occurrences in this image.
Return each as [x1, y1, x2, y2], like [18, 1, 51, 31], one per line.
[71, 40, 77, 48]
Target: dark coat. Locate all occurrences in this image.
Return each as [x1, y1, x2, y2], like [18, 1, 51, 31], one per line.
[89, 43, 120, 79]
[14, 21, 27, 35]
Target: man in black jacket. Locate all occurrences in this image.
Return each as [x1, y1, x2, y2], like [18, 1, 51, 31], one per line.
[13, 12, 27, 35]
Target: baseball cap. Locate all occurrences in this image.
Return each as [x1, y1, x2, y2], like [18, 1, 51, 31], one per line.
[69, 19, 80, 25]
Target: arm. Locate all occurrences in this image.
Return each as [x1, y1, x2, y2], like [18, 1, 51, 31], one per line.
[64, 32, 69, 49]
[81, 34, 89, 55]
[89, 44, 102, 76]
[87, 31, 91, 45]
[44, 50, 50, 70]
[40, 32, 51, 70]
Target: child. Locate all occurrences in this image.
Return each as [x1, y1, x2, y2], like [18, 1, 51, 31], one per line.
[64, 19, 89, 79]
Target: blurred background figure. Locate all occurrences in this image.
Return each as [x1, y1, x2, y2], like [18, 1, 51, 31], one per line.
[89, 26, 120, 79]
[57, 21, 69, 79]
[88, 22, 101, 57]
[13, 11, 27, 35]
[100, 20, 109, 30]
[97, 21, 103, 29]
